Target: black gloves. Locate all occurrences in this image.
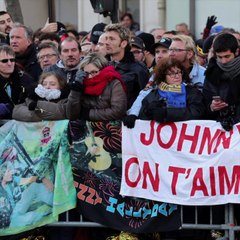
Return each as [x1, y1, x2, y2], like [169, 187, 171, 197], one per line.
[145, 100, 167, 123]
[123, 115, 137, 129]
[219, 105, 236, 131]
[28, 101, 38, 111]
[206, 15, 217, 30]
[71, 70, 87, 92]
[76, 69, 87, 82]
[152, 107, 167, 123]
[27, 82, 39, 101]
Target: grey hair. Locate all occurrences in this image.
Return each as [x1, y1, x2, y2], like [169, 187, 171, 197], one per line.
[10, 22, 33, 41]
[0, 44, 15, 57]
[149, 27, 165, 34]
[37, 42, 59, 59]
[176, 22, 189, 29]
[79, 52, 108, 70]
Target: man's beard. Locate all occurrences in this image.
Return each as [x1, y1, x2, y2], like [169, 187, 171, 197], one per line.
[66, 59, 79, 68]
[5, 27, 12, 34]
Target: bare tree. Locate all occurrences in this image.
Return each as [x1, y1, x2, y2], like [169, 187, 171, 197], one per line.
[4, 0, 23, 23]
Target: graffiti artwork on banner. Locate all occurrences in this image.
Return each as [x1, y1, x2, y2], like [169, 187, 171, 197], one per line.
[70, 120, 181, 233]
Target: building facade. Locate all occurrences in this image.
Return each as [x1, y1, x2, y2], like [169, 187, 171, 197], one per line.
[1, 0, 239, 39]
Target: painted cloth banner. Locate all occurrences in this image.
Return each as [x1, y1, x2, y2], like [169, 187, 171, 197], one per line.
[70, 120, 181, 233]
[120, 120, 240, 206]
[0, 120, 76, 236]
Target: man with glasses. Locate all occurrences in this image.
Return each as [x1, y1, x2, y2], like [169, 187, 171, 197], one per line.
[0, 45, 35, 119]
[37, 42, 59, 70]
[169, 35, 205, 90]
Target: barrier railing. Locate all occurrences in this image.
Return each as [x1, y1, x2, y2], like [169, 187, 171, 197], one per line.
[48, 204, 236, 240]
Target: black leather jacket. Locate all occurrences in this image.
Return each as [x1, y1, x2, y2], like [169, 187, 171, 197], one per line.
[0, 67, 35, 118]
[111, 50, 149, 109]
[139, 85, 205, 122]
[15, 44, 42, 81]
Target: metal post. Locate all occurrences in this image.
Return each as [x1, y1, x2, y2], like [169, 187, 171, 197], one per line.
[48, 0, 55, 22]
[158, 0, 166, 29]
[189, 0, 196, 38]
[228, 204, 235, 240]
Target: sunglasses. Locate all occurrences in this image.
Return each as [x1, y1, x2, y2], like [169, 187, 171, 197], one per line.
[0, 58, 15, 63]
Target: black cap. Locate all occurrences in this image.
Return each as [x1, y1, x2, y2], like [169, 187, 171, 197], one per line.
[57, 21, 66, 33]
[152, 37, 172, 49]
[90, 22, 106, 44]
[137, 32, 155, 55]
[131, 37, 145, 49]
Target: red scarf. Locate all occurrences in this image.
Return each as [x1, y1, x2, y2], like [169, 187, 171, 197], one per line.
[83, 66, 126, 96]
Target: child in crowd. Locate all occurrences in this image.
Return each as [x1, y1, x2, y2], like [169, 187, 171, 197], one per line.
[12, 71, 69, 121]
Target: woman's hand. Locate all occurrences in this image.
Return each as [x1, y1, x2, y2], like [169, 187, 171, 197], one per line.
[71, 70, 87, 92]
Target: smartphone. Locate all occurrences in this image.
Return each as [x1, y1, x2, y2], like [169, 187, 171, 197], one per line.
[212, 96, 221, 101]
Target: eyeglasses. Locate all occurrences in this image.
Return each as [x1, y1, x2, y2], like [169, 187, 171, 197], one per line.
[85, 70, 100, 77]
[166, 70, 183, 78]
[38, 53, 57, 61]
[131, 50, 143, 55]
[0, 58, 15, 63]
[168, 48, 188, 53]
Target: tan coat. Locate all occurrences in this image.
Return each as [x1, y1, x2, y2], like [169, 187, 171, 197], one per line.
[12, 98, 68, 122]
[67, 79, 127, 121]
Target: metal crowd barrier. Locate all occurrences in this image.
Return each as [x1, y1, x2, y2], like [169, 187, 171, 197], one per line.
[180, 205, 235, 240]
[47, 204, 237, 240]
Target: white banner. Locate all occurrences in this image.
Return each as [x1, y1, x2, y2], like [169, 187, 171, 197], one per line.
[120, 120, 240, 206]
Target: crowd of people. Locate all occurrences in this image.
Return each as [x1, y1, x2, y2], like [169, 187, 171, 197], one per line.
[0, 9, 240, 240]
